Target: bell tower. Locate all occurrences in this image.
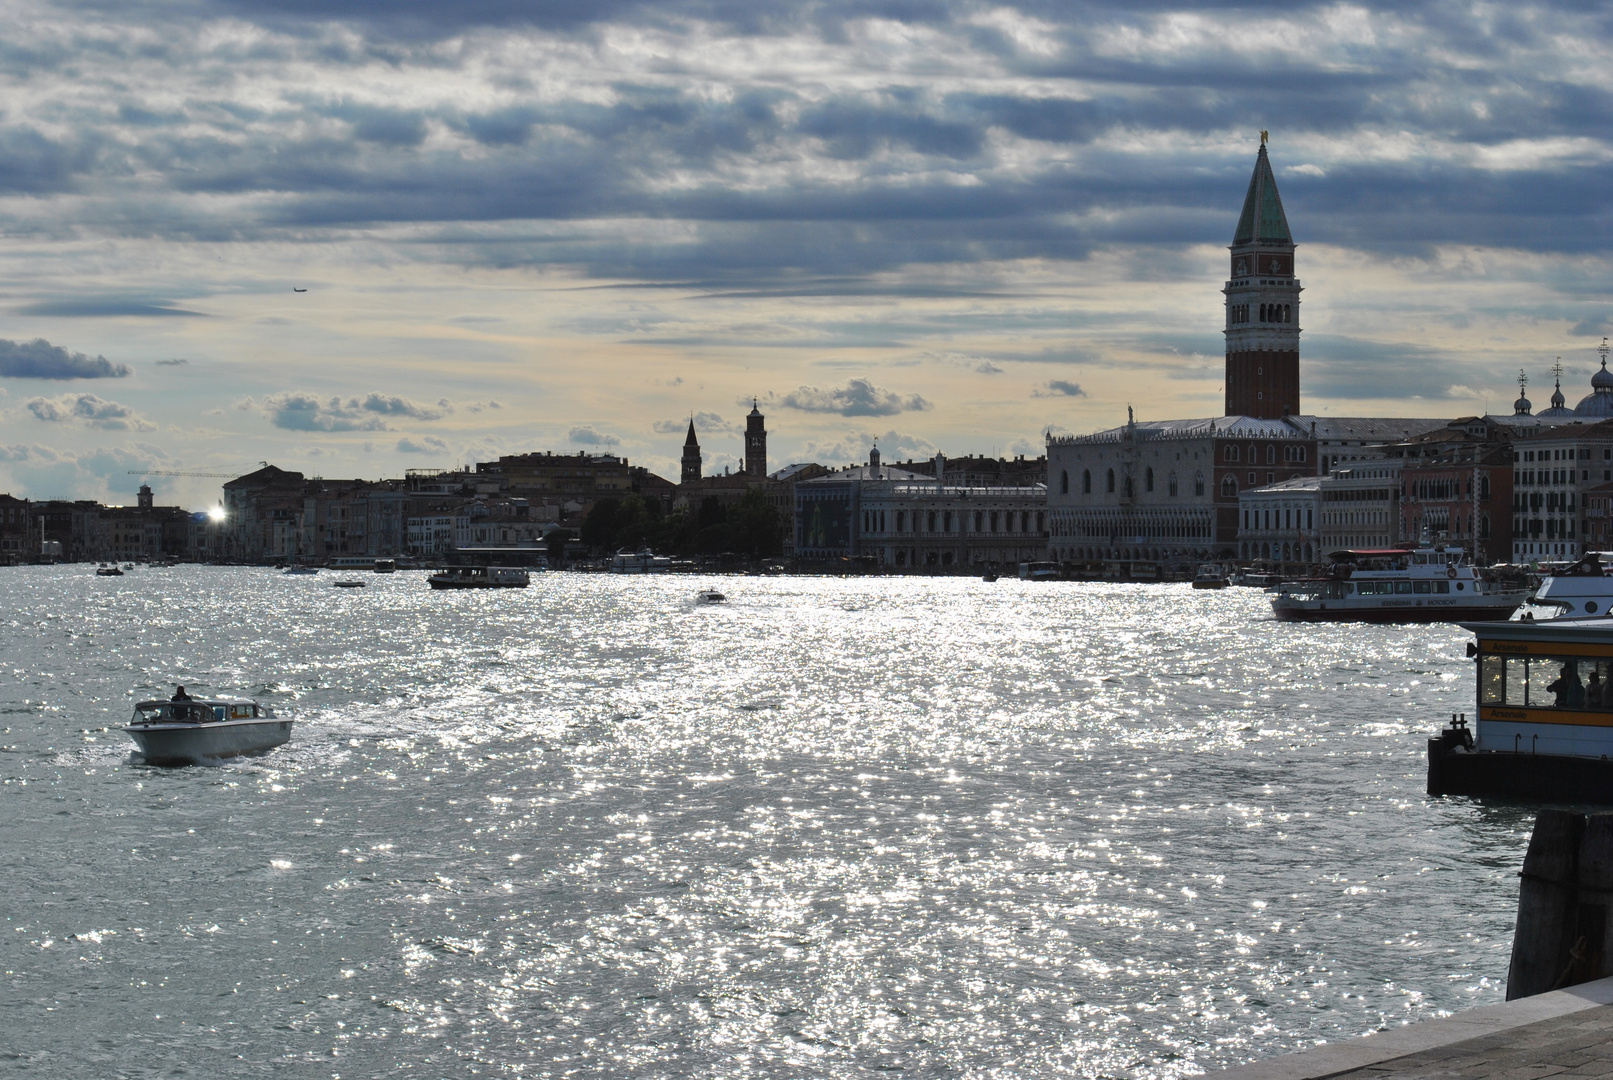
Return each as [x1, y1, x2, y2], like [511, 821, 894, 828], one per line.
[680, 419, 701, 486]
[744, 399, 767, 478]
[1224, 133, 1301, 419]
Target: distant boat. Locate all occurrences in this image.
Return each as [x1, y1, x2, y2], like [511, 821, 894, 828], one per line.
[95, 563, 123, 576]
[283, 566, 318, 575]
[1191, 564, 1229, 590]
[696, 588, 726, 603]
[332, 580, 366, 588]
[428, 566, 529, 590]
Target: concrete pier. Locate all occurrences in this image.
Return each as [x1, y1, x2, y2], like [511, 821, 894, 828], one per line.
[1205, 976, 1613, 1079]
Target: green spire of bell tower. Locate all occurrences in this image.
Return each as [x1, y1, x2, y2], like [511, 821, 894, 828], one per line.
[1232, 136, 1293, 246]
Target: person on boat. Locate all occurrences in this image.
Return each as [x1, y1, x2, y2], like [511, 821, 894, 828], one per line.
[171, 685, 191, 702]
[1589, 670, 1605, 708]
[1547, 663, 1586, 708]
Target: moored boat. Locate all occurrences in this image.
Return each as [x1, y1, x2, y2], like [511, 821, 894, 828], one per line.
[1270, 546, 1529, 623]
[1191, 564, 1229, 590]
[1522, 551, 1613, 619]
[1428, 618, 1613, 802]
[428, 566, 529, 589]
[124, 692, 292, 765]
[95, 563, 124, 576]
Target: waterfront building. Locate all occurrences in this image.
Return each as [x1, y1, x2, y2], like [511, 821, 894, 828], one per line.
[1047, 412, 1315, 566]
[0, 493, 32, 561]
[1224, 135, 1302, 419]
[1389, 418, 1514, 560]
[1319, 463, 1401, 553]
[796, 449, 1046, 569]
[1237, 476, 1321, 565]
[1510, 417, 1613, 562]
[477, 451, 637, 500]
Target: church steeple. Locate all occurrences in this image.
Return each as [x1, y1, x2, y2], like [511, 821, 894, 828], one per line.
[1224, 134, 1302, 419]
[680, 417, 701, 486]
[744, 398, 767, 478]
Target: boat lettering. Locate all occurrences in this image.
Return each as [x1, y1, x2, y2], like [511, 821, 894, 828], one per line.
[1485, 707, 1528, 720]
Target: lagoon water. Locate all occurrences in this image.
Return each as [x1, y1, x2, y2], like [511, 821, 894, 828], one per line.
[0, 566, 1532, 1078]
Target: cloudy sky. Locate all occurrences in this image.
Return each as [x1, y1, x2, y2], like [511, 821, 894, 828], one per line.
[1, 0, 1610, 507]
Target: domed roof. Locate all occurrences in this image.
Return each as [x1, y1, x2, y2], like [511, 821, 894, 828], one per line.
[1514, 393, 1533, 415]
[1572, 361, 1613, 416]
[1540, 378, 1576, 418]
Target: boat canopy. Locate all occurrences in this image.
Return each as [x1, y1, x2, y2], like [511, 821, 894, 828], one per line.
[132, 698, 271, 722]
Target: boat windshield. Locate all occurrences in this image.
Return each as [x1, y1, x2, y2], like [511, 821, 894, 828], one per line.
[133, 701, 214, 723]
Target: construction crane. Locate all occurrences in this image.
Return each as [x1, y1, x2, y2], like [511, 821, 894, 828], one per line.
[127, 461, 270, 478]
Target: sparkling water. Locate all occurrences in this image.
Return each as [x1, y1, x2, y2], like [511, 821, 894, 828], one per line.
[0, 566, 1531, 1077]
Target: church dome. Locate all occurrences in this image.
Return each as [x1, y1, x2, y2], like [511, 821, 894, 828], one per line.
[1540, 378, 1576, 418]
[1514, 393, 1532, 415]
[1577, 360, 1613, 416]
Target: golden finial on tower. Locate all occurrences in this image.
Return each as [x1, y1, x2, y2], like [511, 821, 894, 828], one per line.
[1260, 130, 1269, 146]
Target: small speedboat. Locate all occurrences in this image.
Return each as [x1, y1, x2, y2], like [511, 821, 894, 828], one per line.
[283, 566, 318, 575]
[333, 580, 366, 588]
[124, 692, 292, 765]
[95, 563, 124, 577]
[696, 588, 726, 603]
[1191, 564, 1229, 589]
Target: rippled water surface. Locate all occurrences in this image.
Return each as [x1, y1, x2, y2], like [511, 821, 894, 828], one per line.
[0, 566, 1535, 1078]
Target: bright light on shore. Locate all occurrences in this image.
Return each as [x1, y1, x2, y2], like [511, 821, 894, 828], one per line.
[208, 506, 226, 522]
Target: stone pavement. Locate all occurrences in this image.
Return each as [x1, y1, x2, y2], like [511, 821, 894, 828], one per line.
[1207, 977, 1613, 1080]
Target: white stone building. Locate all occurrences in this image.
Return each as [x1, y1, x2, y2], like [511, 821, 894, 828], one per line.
[796, 450, 1047, 569]
[1238, 476, 1322, 564]
[1319, 463, 1402, 553]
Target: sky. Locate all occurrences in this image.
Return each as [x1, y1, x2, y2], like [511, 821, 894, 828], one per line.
[1, 0, 1612, 509]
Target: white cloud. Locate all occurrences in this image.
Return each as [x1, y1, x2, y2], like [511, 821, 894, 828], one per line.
[26, 393, 155, 430]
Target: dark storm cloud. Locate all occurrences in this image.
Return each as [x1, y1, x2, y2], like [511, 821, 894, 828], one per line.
[0, 338, 130, 379]
[6, 0, 1613, 287]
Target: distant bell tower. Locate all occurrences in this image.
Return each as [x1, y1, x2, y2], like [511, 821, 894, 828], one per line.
[681, 418, 702, 485]
[1224, 133, 1301, 419]
[744, 399, 767, 478]
[138, 483, 153, 510]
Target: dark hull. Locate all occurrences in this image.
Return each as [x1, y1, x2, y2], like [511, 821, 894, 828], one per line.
[428, 579, 527, 589]
[126, 720, 293, 766]
[1272, 602, 1522, 623]
[1191, 580, 1228, 589]
[1428, 741, 1613, 803]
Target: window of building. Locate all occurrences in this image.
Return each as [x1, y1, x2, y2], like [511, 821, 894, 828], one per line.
[1222, 475, 1237, 497]
[1265, 445, 1276, 465]
[1061, 470, 1069, 494]
[1168, 473, 1178, 497]
[1082, 469, 1092, 495]
[1195, 472, 1205, 497]
[1225, 445, 1239, 463]
[1145, 467, 1154, 493]
[1107, 469, 1115, 493]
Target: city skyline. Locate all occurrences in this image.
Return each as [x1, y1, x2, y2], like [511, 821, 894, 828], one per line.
[1, 1, 1610, 508]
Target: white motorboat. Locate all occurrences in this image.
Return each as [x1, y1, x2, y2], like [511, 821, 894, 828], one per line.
[428, 566, 529, 589]
[95, 563, 124, 576]
[696, 588, 726, 603]
[1524, 552, 1613, 619]
[1270, 546, 1530, 623]
[283, 566, 318, 575]
[1191, 564, 1229, 590]
[124, 693, 292, 765]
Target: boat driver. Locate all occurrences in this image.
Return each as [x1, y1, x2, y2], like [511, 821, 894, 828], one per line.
[171, 685, 191, 702]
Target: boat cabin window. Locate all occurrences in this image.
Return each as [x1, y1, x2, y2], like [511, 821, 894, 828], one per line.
[1481, 653, 1613, 709]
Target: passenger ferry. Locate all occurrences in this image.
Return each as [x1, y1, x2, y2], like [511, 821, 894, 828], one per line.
[1429, 618, 1613, 802]
[1269, 546, 1530, 623]
[428, 566, 529, 589]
